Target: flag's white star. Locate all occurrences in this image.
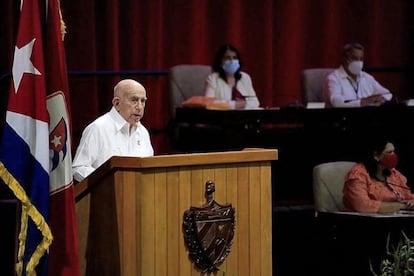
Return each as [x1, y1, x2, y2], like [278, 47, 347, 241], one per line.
[51, 135, 62, 148]
[12, 38, 42, 93]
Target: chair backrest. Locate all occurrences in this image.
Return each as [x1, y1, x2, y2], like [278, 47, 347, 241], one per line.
[313, 161, 356, 212]
[168, 64, 212, 117]
[301, 68, 335, 105]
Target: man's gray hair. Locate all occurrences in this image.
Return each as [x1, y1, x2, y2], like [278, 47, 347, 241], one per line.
[343, 42, 364, 57]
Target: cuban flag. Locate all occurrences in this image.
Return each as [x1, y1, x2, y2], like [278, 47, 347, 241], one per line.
[0, 0, 80, 275]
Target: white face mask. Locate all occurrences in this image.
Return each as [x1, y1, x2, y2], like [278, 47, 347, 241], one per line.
[348, 60, 363, 75]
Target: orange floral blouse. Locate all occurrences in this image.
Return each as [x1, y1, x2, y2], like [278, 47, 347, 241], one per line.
[343, 163, 414, 213]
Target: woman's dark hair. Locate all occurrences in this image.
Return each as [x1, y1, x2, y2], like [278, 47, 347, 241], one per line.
[211, 44, 243, 82]
[359, 135, 393, 179]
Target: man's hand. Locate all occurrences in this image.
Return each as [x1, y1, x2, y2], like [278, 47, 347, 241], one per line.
[361, 94, 386, 106]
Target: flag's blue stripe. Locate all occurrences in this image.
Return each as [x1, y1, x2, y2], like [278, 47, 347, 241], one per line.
[0, 123, 50, 268]
[0, 124, 50, 209]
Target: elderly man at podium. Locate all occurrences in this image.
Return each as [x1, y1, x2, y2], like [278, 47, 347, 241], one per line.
[72, 79, 154, 182]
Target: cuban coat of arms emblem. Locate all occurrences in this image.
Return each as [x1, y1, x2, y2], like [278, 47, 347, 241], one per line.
[183, 180, 235, 273]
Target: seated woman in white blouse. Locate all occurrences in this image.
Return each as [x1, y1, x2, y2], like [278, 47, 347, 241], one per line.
[204, 44, 260, 110]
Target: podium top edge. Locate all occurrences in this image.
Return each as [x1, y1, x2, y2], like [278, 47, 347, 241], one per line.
[110, 148, 278, 169]
[74, 148, 277, 201]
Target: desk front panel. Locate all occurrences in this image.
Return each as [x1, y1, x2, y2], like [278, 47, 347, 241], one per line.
[172, 106, 414, 203]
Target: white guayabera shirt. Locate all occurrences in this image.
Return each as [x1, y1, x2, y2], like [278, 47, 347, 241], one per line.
[72, 106, 154, 182]
[323, 66, 392, 108]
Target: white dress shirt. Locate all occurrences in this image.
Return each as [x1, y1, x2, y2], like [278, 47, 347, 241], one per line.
[72, 107, 154, 181]
[204, 72, 260, 109]
[323, 66, 391, 108]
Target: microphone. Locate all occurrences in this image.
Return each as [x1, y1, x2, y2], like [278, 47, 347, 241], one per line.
[382, 169, 411, 190]
[386, 181, 412, 191]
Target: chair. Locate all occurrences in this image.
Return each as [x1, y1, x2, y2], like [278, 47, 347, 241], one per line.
[168, 64, 212, 117]
[312, 161, 356, 213]
[301, 68, 335, 106]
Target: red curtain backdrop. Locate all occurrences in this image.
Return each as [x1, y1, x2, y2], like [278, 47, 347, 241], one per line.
[1, 0, 414, 154]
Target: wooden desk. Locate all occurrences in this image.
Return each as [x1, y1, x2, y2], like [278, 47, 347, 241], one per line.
[175, 107, 304, 126]
[173, 104, 414, 152]
[172, 105, 414, 203]
[315, 211, 414, 276]
[172, 107, 304, 152]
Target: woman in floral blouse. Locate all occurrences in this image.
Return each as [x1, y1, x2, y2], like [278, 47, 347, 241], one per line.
[343, 138, 414, 213]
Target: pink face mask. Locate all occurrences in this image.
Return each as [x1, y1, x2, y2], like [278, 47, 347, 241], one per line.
[379, 153, 398, 169]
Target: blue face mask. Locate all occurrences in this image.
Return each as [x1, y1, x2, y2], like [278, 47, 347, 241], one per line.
[222, 59, 240, 74]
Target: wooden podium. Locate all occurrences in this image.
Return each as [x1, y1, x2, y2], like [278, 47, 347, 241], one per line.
[75, 148, 277, 276]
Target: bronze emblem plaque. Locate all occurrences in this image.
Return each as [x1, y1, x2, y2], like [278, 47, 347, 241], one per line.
[183, 180, 235, 273]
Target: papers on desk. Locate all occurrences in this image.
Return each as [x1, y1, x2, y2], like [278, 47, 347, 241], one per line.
[306, 102, 325, 109]
[405, 99, 414, 106]
[182, 96, 230, 110]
